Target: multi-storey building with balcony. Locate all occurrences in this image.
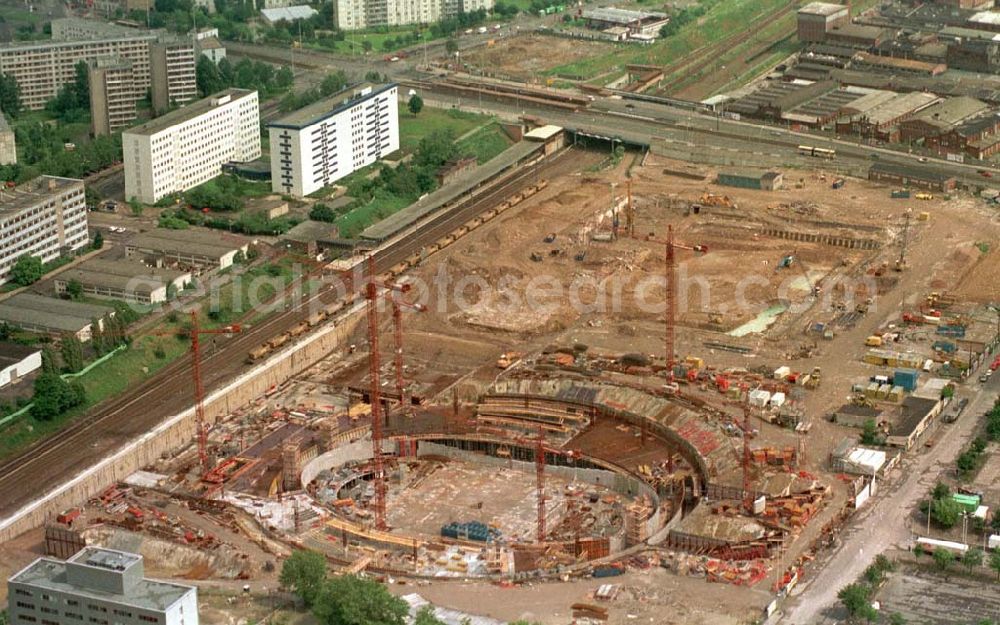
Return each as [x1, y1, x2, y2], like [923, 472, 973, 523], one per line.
[0, 176, 88, 285]
[88, 57, 137, 136]
[150, 40, 197, 114]
[123, 89, 260, 204]
[8, 548, 197, 625]
[333, 0, 492, 29]
[268, 83, 398, 197]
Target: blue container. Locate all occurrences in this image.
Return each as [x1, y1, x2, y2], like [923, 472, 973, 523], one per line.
[893, 368, 919, 391]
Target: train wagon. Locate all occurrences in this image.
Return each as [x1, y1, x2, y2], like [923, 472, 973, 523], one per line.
[268, 333, 289, 349]
[289, 321, 309, 337]
[307, 311, 326, 327]
[247, 345, 270, 363]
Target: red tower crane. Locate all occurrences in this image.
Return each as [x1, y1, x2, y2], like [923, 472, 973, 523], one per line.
[362, 256, 423, 530]
[390, 291, 427, 409]
[639, 225, 707, 378]
[187, 311, 242, 477]
[509, 429, 580, 543]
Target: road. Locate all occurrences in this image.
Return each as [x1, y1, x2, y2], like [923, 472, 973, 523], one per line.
[0, 147, 582, 522]
[779, 376, 998, 624]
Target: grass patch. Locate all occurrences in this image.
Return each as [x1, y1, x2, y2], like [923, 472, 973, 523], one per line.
[456, 123, 513, 163]
[399, 107, 490, 152]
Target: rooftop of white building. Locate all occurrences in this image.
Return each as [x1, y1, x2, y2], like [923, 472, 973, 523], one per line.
[268, 82, 396, 129]
[125, 88, 256, 137]
[0, 175, 82, 220]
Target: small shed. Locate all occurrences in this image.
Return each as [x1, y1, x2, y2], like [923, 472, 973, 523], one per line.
[716, 170, 783, 191]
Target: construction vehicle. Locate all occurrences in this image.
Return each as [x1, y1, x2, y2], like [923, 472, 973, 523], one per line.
[831, 178, 845, 189]
[915, 192, 934, 200]
[699, 193, 735, 208]
[805, 366, 821, 389]
[496, 351, 522, 369]
[865, 335, 882, 347]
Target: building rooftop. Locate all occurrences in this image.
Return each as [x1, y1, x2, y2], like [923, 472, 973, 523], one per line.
[260, 5, 318, 21]
[0, 176, 82, 221]
[268, 83, 395, 129]
[863, 92, 941, 126]
[55, 259, 190, 295]
[869, 161, 956, 182]
[10, 550, 192, 613]
[581, 7, 667, 24]
[828, 23, 886, 41]
[970, 10, 1000, 26]
[836, 403, 881, 417]
[954, 113, 1000, 136]
[0, 342, 41, 368]
[198, 37, 224, 50]
[50, 17, 157, 40]
[907, 95, 990, 129]
[282, 219, 338, 243]
[798, 2, 848, 17]
[524, 124, 563, 141]
[939, 25, 1000, 41]
[127, 228, 249, 260]
[125, 89, 256, 137]
[0, 293, 113, 333]
[891, 396, 941, 437]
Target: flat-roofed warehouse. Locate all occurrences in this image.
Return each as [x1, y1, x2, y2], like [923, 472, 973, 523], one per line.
[0, 293, 114, 341]
[125, 228, 250, 271]
[581, 7, 669, 37]
[797, 2, 849, 43]
[54, 258, 192, 304]
[868, 162, 957, 191]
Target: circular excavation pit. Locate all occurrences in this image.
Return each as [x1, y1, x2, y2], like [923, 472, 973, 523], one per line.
[302, 436, 659, 577]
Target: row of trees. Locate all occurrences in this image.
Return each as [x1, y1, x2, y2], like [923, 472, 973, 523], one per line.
[279, 550, 540, 625]
[46, 61, 90, 123]
[196, 56, 294, 99]
[279, 70, 349, 113]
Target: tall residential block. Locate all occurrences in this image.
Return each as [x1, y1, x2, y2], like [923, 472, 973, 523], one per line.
[0, 19, 194, 112]
[150, 40, 197, 114]
[0, 176, 88, 285]
[88, 57, 137, 136]
[123, 89, 261, 204]
[0, 112, 15, 165]
[796, 2, 849, 43]
[8, 548, 198, 625]
[333, 0, 494, 29]
[268, 83, 398, 197]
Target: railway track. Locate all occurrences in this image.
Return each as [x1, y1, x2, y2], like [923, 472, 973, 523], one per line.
[656, 0, 797, 95]
[0, 147, 584, 517]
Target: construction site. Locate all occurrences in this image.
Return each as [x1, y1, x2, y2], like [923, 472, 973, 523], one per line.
[2, 126, 1000, 624]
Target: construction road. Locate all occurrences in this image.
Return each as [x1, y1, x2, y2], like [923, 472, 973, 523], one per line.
[0, 146, 583, 522]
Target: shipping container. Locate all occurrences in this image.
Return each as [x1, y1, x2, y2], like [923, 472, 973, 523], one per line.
[890, 190, 910, 198]
[893, 368, 919, 391]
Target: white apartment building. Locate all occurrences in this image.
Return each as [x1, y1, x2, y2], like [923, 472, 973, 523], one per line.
[123, 89, 261, 204]
[0, 176, 88, 285]
[8, 548, 198, 625]
[268, 83, 398, 197]
[333, 0, 493, 29]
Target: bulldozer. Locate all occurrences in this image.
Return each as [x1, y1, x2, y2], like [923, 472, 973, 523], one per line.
[699, 193, 736, 208]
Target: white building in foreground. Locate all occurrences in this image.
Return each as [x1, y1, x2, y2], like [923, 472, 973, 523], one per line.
[123, 88, 261, 204]
[0, 176, 88, 285]
[268, 83, 398, 197]
[8, 548, 198, 625]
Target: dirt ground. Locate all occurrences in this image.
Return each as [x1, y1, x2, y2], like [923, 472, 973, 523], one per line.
[461, 34, 614, 80]
[874, 559, 1000, 625]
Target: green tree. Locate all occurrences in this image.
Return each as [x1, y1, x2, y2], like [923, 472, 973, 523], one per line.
[362, 39, 373, 53]
[932, 482, 950, 500]
[963, 547, 984, 572]
[888, 613, 906, 625]
[196, 55, 225, 97]
[309, 203, 337, 222]
[931, 497, 962, 529]
[60, 335, 85, 373]
[837, 584, 875, 622]
[445, 38, 458, 54]
[40, 347, 58, 374]
[31, 373, 85, 420]
[279, 550, 327, 606]
[863, 563, 884, 587]
[66, 279, 83, 300]
[413, 606, 445, 625]
[276, 66, 294, 90]
[0, 73, 21, 117]
[129, 197, 144, 215]
[874, 554, 895, 573]
[860, 418, 879, 445]
[92, 230, 104, 250]
[958, 450, 977, 475]
[0, 322, 10, 340]
[408, 94, 423, 116]
[10, 254, 44, 286]
[991, 550, 1000, 580]
[90, 318, 106, 357]
[312, 575, 407, 625]
[933, 547, 954, 572]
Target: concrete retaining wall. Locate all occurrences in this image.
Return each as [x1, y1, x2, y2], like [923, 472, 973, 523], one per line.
[0, 307, 365, 543]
